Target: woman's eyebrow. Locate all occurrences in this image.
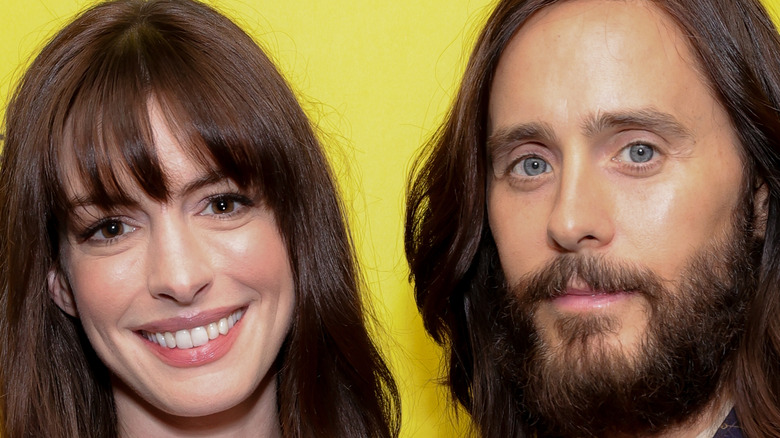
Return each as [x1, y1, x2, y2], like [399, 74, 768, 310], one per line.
[67, 172, 229, 209]
[67, 193, 138, 210]
[174, 172, 227, 197]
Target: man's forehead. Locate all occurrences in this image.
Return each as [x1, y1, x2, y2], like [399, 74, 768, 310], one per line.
[487, 0, 725, 139]
[513, 0, 680, 43]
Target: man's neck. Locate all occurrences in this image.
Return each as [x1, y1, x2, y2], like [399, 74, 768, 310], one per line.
[608, 397, 733, 438]
[692, 400, 734, 438]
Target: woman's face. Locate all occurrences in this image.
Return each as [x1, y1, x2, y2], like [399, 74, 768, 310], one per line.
[49, 105, 295, 425]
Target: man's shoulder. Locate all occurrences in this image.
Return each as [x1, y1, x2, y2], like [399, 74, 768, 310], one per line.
[713, 409, 743, 438]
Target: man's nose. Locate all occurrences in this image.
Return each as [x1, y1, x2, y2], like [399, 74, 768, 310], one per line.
[546, 164, 614, 253]
[147, 217, 213, 304]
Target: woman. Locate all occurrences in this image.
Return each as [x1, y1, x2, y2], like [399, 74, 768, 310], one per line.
[0, 0, 400, 436]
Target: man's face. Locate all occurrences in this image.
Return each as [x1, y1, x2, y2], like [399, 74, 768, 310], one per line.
[486, 0, 755, 434]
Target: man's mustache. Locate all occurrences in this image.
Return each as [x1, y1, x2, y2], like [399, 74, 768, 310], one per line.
[510, 254, 665, 307]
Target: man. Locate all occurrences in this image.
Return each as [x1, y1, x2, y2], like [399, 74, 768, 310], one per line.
[405, 0, 780, 436]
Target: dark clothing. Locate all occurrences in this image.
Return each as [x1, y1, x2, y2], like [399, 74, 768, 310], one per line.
[713, 409, 743, 438]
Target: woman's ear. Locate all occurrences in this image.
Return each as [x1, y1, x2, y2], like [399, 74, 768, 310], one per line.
[753, 179, 769, 239]
[47, 268, 78, 317]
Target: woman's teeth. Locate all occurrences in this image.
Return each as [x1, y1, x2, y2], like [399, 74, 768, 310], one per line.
[142, 309, 244, 349]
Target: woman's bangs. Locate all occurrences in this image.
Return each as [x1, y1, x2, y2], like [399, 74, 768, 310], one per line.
[145, 49, 275, 195]
[57, 57, 168, 213]
[153, 84, 268, 195]
[55, 37, 273, 216]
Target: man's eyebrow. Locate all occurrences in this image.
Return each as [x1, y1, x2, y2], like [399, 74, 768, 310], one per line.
[487, 121, 559, 157]
[582, 108, 693, 139]
[487, 109, 692, 158]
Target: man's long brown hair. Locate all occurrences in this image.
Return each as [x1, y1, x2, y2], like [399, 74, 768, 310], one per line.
[406, 0, 780, 436]
[0, 0, 400, 436]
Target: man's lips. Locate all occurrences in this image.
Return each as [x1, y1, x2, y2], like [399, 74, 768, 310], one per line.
[562, 287, 605, 296]
[550, 288, 633, 311]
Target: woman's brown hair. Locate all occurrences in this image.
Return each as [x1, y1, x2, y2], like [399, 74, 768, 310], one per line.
[0, 0, 400, 436]
[406, 0, 780, 436]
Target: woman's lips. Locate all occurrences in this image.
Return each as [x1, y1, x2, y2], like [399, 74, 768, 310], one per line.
[135, 307, 246, 367]
[140, 308, 244, 349]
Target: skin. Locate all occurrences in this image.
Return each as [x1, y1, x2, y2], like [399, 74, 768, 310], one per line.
[48, 103, 294, 437]
[487, 0, 746, 435]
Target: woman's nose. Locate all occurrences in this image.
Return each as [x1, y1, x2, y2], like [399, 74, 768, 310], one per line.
[146, 216, 213, 304]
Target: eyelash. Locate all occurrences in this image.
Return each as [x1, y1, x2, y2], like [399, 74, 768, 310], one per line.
[78, 216, 135, 245]
[503, 140, 661, 181]
[200, 192, 255, 218]
[76, 192, 256, 244]
[507, 154, 553, 178]
[612, 141, 661, 174]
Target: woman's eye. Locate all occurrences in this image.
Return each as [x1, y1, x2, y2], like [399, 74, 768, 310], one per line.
[619, 143, 655, 163]
[92, 220, 135, 240]
[512, 156, 551, 176]
[201, 194, 251, 216]
[211, 197, 235, 214]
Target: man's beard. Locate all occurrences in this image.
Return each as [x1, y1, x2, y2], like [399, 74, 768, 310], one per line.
[494, 210, 761, 437]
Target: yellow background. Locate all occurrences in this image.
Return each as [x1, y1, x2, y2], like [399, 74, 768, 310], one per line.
[1, 0, 779, 436]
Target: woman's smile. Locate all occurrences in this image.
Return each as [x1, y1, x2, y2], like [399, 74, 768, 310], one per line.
[138, 307, 248, 367]
[140, 307, 245, 350]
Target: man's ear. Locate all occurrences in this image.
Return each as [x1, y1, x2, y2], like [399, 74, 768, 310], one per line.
[753, 179, 769, 239]
[47, 267, 78, 317]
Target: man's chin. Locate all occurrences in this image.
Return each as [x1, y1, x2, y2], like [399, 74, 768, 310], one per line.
[515, 312, 694, 437]
[533, 299, 651, 364]
[497, 226, 756, 436]
[531, 312, 650, 385]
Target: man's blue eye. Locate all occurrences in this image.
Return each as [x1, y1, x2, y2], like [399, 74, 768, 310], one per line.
[627, 144, 654, 163]
[514, 157, 551, 176]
